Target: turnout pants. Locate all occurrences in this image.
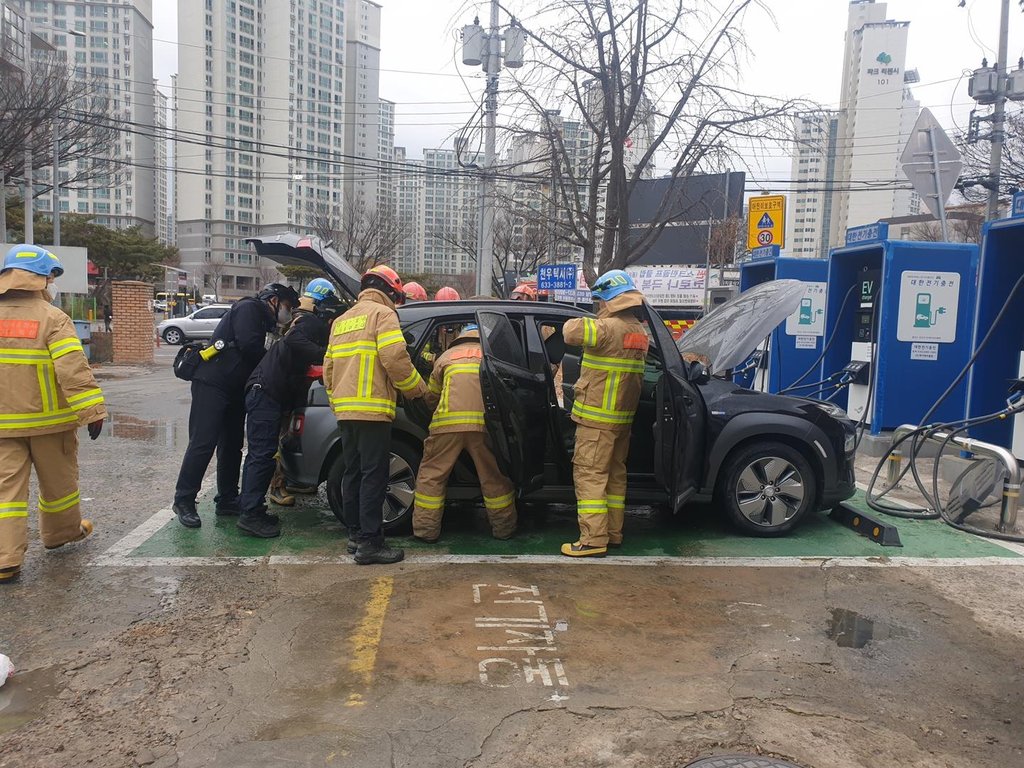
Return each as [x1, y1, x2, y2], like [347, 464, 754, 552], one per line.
[412, 431, 517, 540]
[572, 425, 631, 547]
[174, 380, 246, 507]
[238, 387, 284, 515]
[0, 430, 83, 569]
[339, 420, 393, 545]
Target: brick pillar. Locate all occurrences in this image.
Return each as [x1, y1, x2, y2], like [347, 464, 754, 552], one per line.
[111, 280, 154, 364]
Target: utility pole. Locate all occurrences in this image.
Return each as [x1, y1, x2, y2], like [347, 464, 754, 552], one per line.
[24, 28, 34, 244]
[462, 5, 525, 296]
[987, 0, 1011, 221]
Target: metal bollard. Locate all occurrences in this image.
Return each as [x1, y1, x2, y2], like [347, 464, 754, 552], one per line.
[1000, 481, 1020, 532]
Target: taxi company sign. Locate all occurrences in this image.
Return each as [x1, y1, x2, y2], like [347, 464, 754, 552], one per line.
[552, 266, 706, 306]
[746, 195, 786, 250]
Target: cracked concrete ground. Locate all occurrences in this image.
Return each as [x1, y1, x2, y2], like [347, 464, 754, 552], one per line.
[1, 349, 1022, 768]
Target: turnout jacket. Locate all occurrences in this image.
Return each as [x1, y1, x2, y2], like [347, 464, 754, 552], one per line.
[0, 269, 107, 438]
[562, 291, 648, 431]
[323, 288, 428, 421]
[247, 310, 328, 409]
[425, 330, 485, 434]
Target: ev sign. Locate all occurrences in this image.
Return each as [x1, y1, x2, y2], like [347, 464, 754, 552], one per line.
[896, 271, 960, 344]
[784, 282, 826, 338]
[746, 195, 786, 250]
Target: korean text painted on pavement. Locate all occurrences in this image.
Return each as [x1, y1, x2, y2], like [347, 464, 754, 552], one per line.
[473, 583, 569, 695]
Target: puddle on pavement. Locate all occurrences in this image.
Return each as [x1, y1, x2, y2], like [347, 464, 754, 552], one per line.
[0, 665, 61, 734]
[827, 608, 893, 648]
[106, 413, 184, 447]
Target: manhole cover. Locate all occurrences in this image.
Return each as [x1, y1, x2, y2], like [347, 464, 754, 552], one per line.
[684, 757, 803, 768]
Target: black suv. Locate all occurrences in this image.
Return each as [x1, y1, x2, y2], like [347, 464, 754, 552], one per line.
[249, 234, 857, 537]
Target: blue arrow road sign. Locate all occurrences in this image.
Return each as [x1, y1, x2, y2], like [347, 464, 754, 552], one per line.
[757, 213, 774, 229]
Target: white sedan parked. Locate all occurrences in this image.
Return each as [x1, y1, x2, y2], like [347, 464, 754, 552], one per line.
[157, 304, 232, 345]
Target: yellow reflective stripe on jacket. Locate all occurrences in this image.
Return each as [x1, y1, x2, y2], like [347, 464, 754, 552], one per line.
[0, 501, 29, 520]
[414, 491, 445, 510]
[376, 329, 405, 349]
[358, 350, 374, 398]
[581, 317, 598, 347]
[37, 363, 56, 412]
[577, 499, 608, 513]
[0, 409, 77, 430]
[483, 491, 515, 510]
[394, 369, 424, 393]
[0, 347, 50, 364]
[39, 489, 80, 514]
[329, 396, 397, 416]
[430, 411, 485, 428]
[67, 387, 105, 411]
[428, 378, 443, 395]
[327, 340, 377, 357]
[48, 337, 84, 359]
[580, 353, 645, 374]
[571, 400, 634, 425]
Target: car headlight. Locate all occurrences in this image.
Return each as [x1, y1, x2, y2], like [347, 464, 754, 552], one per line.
[844, 432, 856, 454]
[815, 401, 848, 420]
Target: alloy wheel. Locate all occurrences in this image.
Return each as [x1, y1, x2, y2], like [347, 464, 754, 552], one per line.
[734, 456, 806, 528]
[382, 452, 416, 524]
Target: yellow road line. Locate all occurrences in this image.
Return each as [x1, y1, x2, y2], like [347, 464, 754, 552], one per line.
[346, 575, 394, 707]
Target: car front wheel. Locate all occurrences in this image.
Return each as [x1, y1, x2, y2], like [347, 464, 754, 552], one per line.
[326, 439, 420, 534]
[718, 441, 817, 537]
[162, 327, 183, 345]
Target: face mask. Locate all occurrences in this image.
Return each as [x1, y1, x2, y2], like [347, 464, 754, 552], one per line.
[49, 283, 61, 308]
[277, 304, 292, 326]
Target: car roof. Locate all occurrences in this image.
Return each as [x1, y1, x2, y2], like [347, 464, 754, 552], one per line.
[397, 299, 592, 322]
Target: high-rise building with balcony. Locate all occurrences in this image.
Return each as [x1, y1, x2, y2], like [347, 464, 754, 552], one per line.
[176, 0, 385, 298]
[786, 111, 839, 259]
[9, 0, 156, 234]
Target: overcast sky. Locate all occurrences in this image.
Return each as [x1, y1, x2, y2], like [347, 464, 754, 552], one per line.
[151, 0, 1024, 189]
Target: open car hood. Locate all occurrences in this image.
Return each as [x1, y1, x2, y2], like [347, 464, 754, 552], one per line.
[245, 232, 362, 301]
[677, 279, 806, 373]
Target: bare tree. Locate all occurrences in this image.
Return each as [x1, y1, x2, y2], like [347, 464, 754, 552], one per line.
[908, 207, 984, 244]
[256, 258, 281, 287]
[497, 0, 804, 282]
[428, 201, 551, 296]
[957, 109, 1024, 203]
[204, 256, 227, 300]
[0, 51, 120, 197]
[308, 198, 411, 274]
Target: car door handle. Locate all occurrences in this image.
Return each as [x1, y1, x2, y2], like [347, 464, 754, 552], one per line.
[499, 375, 518, 389]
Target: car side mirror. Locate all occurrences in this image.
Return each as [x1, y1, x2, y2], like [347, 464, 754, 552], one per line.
[688, 361, 710, 385]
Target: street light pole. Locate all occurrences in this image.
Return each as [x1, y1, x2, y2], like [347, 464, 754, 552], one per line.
[987, 0, 1011, 221]
[23, 28, 34, 244]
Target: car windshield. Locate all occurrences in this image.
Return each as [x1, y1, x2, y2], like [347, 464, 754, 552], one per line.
[676, 279, 806, 374]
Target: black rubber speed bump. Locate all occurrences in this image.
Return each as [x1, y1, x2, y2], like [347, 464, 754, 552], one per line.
[829, 502, 903, 547]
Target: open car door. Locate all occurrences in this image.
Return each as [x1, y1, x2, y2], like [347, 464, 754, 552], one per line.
[476, 310, 548, 494]
[645, 302, 706, 512]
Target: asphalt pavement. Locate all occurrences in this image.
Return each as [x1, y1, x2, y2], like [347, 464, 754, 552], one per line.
[0, 345, 1022, 768]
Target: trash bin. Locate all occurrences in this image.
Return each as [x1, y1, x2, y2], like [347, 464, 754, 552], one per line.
[73, 320, 92, 362]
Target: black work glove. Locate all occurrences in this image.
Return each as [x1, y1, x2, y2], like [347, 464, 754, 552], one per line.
[87, 419, 104, 440]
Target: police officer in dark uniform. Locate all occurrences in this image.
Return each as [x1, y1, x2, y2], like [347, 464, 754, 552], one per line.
[236, 279, 342, 537]
[173, 283, 299, 528]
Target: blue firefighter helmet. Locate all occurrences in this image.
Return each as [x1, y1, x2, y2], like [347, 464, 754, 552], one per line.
[303, 277, 337, 303]
[3, 244, 64, 277]
[462, 323, 479, 332]
[591, 269, 635, 302]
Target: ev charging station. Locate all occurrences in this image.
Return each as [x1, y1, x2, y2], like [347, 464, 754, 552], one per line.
[965, 202, 1024, 456]
[737, 246, 828, 393]
[821, 222, 978, 434]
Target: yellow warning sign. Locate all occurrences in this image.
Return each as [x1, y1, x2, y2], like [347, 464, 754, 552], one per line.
[746, 195, 786, 250]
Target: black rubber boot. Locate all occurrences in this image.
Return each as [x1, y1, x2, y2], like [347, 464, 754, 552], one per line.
[346, 538, 358, 555]
[237, 510, 281, 538]
[353, 541, 405, 565]
[173, 502, 201, 529]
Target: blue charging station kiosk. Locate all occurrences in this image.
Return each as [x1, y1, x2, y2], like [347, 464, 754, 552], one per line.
[822, 223, 978, 434]
[737, 248, 828, 393]
[965, 208, 1024, 453]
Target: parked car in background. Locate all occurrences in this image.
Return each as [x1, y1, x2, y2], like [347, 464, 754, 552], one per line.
[152, 299, 167, 312]
[157, 304, 232, 345]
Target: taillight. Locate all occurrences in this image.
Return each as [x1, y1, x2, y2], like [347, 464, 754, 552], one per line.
[290, 414, 305, 436]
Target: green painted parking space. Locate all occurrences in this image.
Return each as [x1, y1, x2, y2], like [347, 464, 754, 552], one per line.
[124, 490, 1019, 560]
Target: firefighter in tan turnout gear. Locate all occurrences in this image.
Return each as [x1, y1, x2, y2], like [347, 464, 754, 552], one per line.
[561, 270, 648, 557]
[412, 324, 516, 542]
[0, 245, 107, 583]
[323, 265, 428, 565]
